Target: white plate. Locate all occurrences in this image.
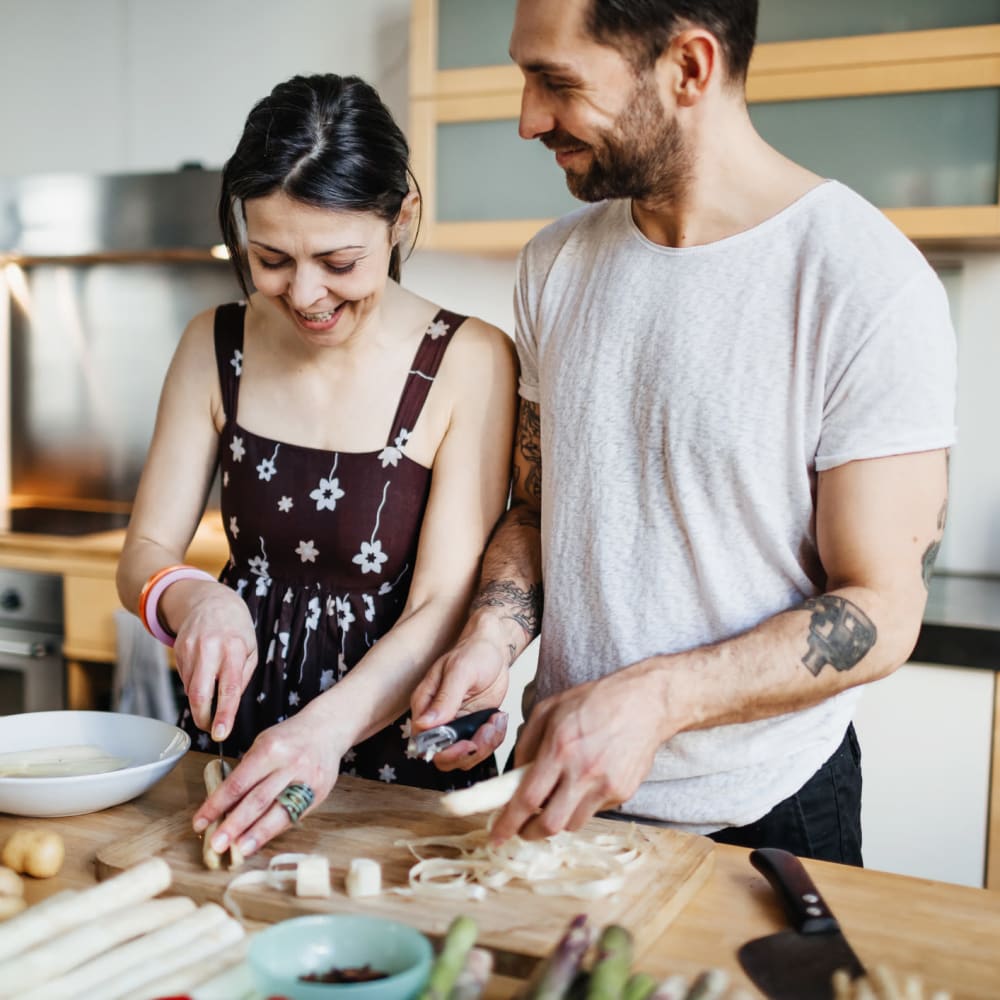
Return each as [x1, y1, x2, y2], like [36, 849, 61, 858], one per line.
[0, 710, 189, 817]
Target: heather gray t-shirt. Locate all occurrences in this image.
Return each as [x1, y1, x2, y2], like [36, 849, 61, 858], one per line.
[514, 182, 956, 833]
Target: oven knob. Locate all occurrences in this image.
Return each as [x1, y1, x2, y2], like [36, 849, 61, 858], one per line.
[0, 589, 21, 612]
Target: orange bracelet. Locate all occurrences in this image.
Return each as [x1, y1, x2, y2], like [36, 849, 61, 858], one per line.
[138, 564, 214, 645]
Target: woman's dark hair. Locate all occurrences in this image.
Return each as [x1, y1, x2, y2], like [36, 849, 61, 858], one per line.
[586, 0, 758, 84]
[219, 74, 419, 297]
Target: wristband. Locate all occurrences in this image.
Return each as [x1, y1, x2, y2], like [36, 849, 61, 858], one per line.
[139, 564, 216, 647]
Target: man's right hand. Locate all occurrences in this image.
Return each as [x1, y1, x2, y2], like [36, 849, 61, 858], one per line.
[410, 633, 511, 770]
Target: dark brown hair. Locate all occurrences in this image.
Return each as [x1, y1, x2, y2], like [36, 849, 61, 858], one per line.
[586, 0, 758, 83]
[219, 74, 420, 297]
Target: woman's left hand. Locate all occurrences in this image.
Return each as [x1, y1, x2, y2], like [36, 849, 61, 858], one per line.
[192, 703, 349, 858]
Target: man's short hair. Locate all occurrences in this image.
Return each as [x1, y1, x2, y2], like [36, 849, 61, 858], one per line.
[585, 0, 759, 84]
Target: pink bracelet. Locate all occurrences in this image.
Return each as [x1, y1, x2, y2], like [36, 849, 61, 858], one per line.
[141, 565, 216, 647]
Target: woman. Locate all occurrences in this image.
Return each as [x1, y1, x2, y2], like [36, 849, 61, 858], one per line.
[116, 74, 516, 858]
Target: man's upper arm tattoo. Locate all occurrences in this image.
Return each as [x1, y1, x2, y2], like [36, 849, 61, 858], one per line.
[471, 580, 543, 643]
[800, 595, 877, 676]
[922, 496, 948, 590]
[518, 401, 542, 503]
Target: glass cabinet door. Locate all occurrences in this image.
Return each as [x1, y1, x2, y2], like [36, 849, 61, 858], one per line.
[750, 89, 1000, 208]
[436, 119, 580, 222]
[758, 0, 1000, 43]
[437, 0, 517, 70]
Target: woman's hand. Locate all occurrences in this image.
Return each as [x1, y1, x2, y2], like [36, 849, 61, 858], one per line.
[163, 579, 257, 740]
[192, 703, 348, 857]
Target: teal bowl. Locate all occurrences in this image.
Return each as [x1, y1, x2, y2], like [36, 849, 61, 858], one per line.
[248, 914, 433, 1000]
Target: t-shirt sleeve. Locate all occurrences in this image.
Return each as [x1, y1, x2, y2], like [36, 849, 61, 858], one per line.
[815, 268, 957, 471]
[513, 245, 540, 404]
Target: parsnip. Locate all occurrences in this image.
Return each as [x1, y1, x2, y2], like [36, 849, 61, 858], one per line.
[19, 902, 231, 1000]
[440, 766, 528, 817]
[0, 857, 170, 962]
[0, 895, 194, 996]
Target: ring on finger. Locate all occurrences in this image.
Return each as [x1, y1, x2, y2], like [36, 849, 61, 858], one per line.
[275, 782, 315, 825]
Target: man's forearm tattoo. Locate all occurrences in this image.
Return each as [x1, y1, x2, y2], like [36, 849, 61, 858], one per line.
[800, 595, 877, 676]
[472, 579, 543, 642]
[519, 402, 542, 503]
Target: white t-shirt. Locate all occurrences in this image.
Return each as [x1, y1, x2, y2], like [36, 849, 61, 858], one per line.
[514, 181, 956, 833]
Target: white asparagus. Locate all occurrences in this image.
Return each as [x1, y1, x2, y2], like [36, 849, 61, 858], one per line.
[295, 854, 331, 897]
[116, 937, 248, 999]
[101, 914, 245, 1000]
[0, 756, 129, 778]
[202, 759, 245, 871]
[18, 902, 230, 1000]
[0, 895, 194, 996]
[871, 965, 903, 1000]
[440, 766, 528, 816]
[650, 973, 689, 1000]
[346, 857, 381, 898]
[0, 744, 110, 770]
[0, 858, 170, 962]
[202, 758, 226, 870]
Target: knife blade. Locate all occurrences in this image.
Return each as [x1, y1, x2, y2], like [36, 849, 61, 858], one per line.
[737, 847, 865, 1000]
[407, 707, 501, 760]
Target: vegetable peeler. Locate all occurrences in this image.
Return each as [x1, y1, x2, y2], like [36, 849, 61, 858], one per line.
[407, 707, 501, 759]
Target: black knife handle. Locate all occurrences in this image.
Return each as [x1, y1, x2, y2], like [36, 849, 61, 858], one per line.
[750, 847, 841, 936]
[446, 707, 501, 741]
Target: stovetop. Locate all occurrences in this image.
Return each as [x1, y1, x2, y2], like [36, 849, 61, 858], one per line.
[5, 506, 131, 536]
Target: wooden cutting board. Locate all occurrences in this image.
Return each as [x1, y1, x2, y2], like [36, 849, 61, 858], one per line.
[96, 774, 713, 974]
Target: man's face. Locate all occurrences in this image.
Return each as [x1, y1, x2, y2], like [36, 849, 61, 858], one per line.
[511, 0, 690, 202]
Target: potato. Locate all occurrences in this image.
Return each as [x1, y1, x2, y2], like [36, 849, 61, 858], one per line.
[1, 829, 65, 878]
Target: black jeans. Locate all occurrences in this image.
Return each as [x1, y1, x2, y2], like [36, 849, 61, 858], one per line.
[708, 724, 863, 866]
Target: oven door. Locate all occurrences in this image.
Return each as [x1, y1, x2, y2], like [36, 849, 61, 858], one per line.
[0, 628, 65, 714]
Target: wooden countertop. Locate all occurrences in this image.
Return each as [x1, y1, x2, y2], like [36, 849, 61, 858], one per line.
[0, 514, 230, 578]
[2, 751, 999, 998]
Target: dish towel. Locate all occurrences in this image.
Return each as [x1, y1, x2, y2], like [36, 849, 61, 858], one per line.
[112, 609, 178, 723]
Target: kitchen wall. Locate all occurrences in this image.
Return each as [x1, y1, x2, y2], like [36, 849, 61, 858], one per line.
[0, 0, 996, 578]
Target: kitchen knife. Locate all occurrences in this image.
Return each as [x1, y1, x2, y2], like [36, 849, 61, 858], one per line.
[737, 847, 865, 1000]
[407, 707, 501, 760]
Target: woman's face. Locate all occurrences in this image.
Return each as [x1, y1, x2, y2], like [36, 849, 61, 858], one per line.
[243, 191, 395, 345]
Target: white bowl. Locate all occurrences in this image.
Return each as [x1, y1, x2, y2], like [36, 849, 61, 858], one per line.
[0, 710, 189, 817]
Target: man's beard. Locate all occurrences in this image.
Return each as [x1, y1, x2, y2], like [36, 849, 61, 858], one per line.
[542, 77, 690, 204]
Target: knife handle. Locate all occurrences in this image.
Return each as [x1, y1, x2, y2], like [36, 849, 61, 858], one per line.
[447, 707, 501, 741]
[749, 847, 841, 936]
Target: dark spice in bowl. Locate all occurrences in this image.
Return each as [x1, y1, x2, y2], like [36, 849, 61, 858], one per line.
[300, 964, 389, 984]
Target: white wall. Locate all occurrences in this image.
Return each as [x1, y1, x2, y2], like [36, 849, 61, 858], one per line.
[1, 0, 997, 567]
[0, 0, 412, 175]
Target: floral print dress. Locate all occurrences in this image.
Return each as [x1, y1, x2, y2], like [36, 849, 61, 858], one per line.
[179, 302, 497, 791]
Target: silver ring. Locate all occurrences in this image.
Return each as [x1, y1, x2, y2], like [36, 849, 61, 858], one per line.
[276, 782, 315, 825]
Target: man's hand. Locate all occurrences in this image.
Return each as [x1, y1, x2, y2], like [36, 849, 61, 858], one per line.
[489, 658, 672, 842]
[411, 633, 511, 770]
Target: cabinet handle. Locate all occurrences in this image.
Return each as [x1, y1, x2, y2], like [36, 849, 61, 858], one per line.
[0, 639, 53, 659]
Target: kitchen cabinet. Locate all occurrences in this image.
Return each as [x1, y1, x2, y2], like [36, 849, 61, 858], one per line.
[409, 0, 1000, 251]
[852, 661, 996, 888]
[0, 516, 229, 710]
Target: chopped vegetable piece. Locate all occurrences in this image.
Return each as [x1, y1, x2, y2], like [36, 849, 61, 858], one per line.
[346, 857, 382, 898]
[294, 855, 331, 898]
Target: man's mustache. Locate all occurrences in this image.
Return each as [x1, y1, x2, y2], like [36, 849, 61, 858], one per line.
[540, 130, 588, 152]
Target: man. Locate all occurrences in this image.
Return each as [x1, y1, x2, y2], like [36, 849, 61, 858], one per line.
[410, 0, 954, 864]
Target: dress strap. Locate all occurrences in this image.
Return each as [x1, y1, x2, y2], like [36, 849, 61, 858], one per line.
[386, 308, 466, 446]
[213, 302, 246, 424]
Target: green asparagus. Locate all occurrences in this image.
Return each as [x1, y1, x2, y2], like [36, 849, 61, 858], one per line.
[519, 914, 593, 1000]
[419, 915, 479, 1000]
[584, 925, 633, 1000]
[623, 972, 657, 1000]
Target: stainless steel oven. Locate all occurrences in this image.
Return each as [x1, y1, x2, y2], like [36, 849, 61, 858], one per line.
[0, 569, 64, 715]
